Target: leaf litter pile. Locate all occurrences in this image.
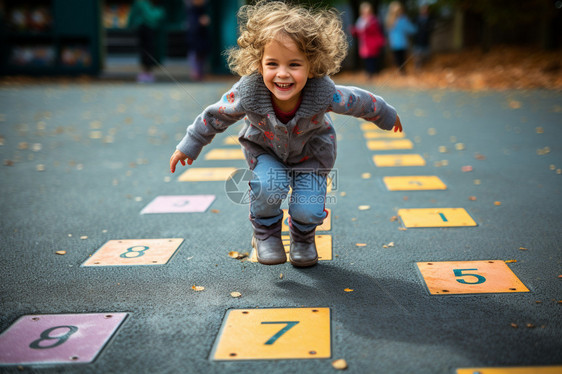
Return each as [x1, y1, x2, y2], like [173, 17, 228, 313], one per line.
[335, 46, 562, 91]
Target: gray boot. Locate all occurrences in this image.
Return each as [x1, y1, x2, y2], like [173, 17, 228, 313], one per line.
[251, 217, 286, 265]
[288, 218, 318, 267]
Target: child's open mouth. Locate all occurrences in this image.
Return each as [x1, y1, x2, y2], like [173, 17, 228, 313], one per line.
[275, 82, 294, 89]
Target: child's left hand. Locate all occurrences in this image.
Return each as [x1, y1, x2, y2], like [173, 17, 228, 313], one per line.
[393, 116, 403, 133]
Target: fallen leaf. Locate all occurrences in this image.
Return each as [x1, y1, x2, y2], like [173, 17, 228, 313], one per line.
[55, 251, 66, 255]
[505, 259, 517, 263]
[211, 209, 220, 213]
[361, 172, 371, 179]
[509, 100, 521, 109]
[339, 191, 347, 197]
[462, 165, 473, 172]
[526, 323, 535, 328]
[428, 128, 436, 135]
[230, 292, 242, 298]
[474, 179, 481, 185]
[382, 242, 395, 248]
[438, 146, 448, 153]
[192, 285, 205, 292]
[474, 153, 486, 160]
[455, 142, 465, 151]
[390, 216, 398, 222]
[536, 127, 544, 134]
[494, 201, 502, 206]
[36, 164, 45, 172]
[229, 251, 248, 260]
[279, 273, 284, 279]
[332, 359, 348, 370]
[355, 243, 367, 247]
[358, 205, 370, 211]
[510, 323, 518, 328]
[80, 236, 88, 240]
[344, 288, 354, 292]
[519, 247, 528, 251]
[468, 196, 477, 201]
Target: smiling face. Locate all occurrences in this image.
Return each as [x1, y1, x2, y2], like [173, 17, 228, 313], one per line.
[260, 35, 312, 113]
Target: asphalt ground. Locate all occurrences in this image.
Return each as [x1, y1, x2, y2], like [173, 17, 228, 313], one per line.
[0, 80, 561, 374]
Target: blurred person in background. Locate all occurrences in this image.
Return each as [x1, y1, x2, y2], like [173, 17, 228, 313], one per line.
[385, 1, 416, 74]
[185, 0, 210, 81]
[351, 2, 386, 79]
[413, 3, 434, 70]
[128, 0, 165, 83]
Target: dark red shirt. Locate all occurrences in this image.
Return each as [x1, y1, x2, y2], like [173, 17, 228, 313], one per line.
[272, 96, 302, 124]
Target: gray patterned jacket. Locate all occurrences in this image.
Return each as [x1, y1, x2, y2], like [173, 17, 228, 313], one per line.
[176, 74, 397, 173]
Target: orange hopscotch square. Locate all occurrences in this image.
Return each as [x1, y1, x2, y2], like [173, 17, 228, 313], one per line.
[416, 260, 530, 295]
[82, 239, 184, 266]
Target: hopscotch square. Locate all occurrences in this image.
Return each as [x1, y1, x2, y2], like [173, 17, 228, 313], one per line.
[456, 366, 562, 374]
[364, 130, 406, 139]
[417, 260, 530, 295]
[360, 122, 378, 131]
[204, 148, 245, 160]
[223, 137, 240, 145]
[373, 154, 426, 167]
[141, 195, 215, 214]
[249, 234, 332, 262]
[0, 313, 127, 365]
[178, 167, 237, 182]
[367, 139, 413, 151]
[281, 209, 331, 232]
[211, 308, 331, 360]
[81, 238, 183, 266]
[383, 176, 447, 191]
[398, 208, 477, 228]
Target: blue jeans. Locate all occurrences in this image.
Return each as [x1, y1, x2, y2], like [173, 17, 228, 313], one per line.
[249, 154, 327, 232]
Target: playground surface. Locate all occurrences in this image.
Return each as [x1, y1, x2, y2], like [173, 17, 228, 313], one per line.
[0, 80, 560, 373]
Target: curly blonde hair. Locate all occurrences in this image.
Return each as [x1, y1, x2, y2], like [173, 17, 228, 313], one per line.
[227, 0, 348, 78]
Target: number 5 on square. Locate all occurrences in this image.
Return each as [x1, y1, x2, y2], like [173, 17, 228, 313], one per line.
[211, 308, 331, 360]
[417, 261, 530, 295]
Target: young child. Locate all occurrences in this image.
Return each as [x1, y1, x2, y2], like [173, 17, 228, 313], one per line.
[170, 0, 402, 267]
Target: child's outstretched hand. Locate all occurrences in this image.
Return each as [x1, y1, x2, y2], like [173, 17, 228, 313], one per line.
[170, 150, 193, 173]
[393, 115, 403, 133]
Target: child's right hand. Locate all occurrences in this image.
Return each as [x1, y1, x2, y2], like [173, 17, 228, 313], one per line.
[170, 150, 193, 173]
[393, 115, 403, 133]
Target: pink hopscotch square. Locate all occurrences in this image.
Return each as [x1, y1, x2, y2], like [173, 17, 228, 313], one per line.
[0, 313, 128, 366]
[140, 195, 215, 214]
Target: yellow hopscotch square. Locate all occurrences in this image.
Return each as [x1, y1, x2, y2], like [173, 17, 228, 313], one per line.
[457, 367, 562, 374]
[223, 137, 240, 145]
[417, 260, 530, 295]
[373, 154, 426, 167]
[204, 148, 245, 160]
[211, 308, 331, 360]
[281, 209, 331, 232]
[383, 176, 447, 191]
[360, 122, 378, 131]
[249, 234, 332, 262]
[81, 239, 184, 266]
[367, 139, 414, 150]
[398, 208, 477, 228]
[178, 167, 237, 182]
[364, 131, 405, 139]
